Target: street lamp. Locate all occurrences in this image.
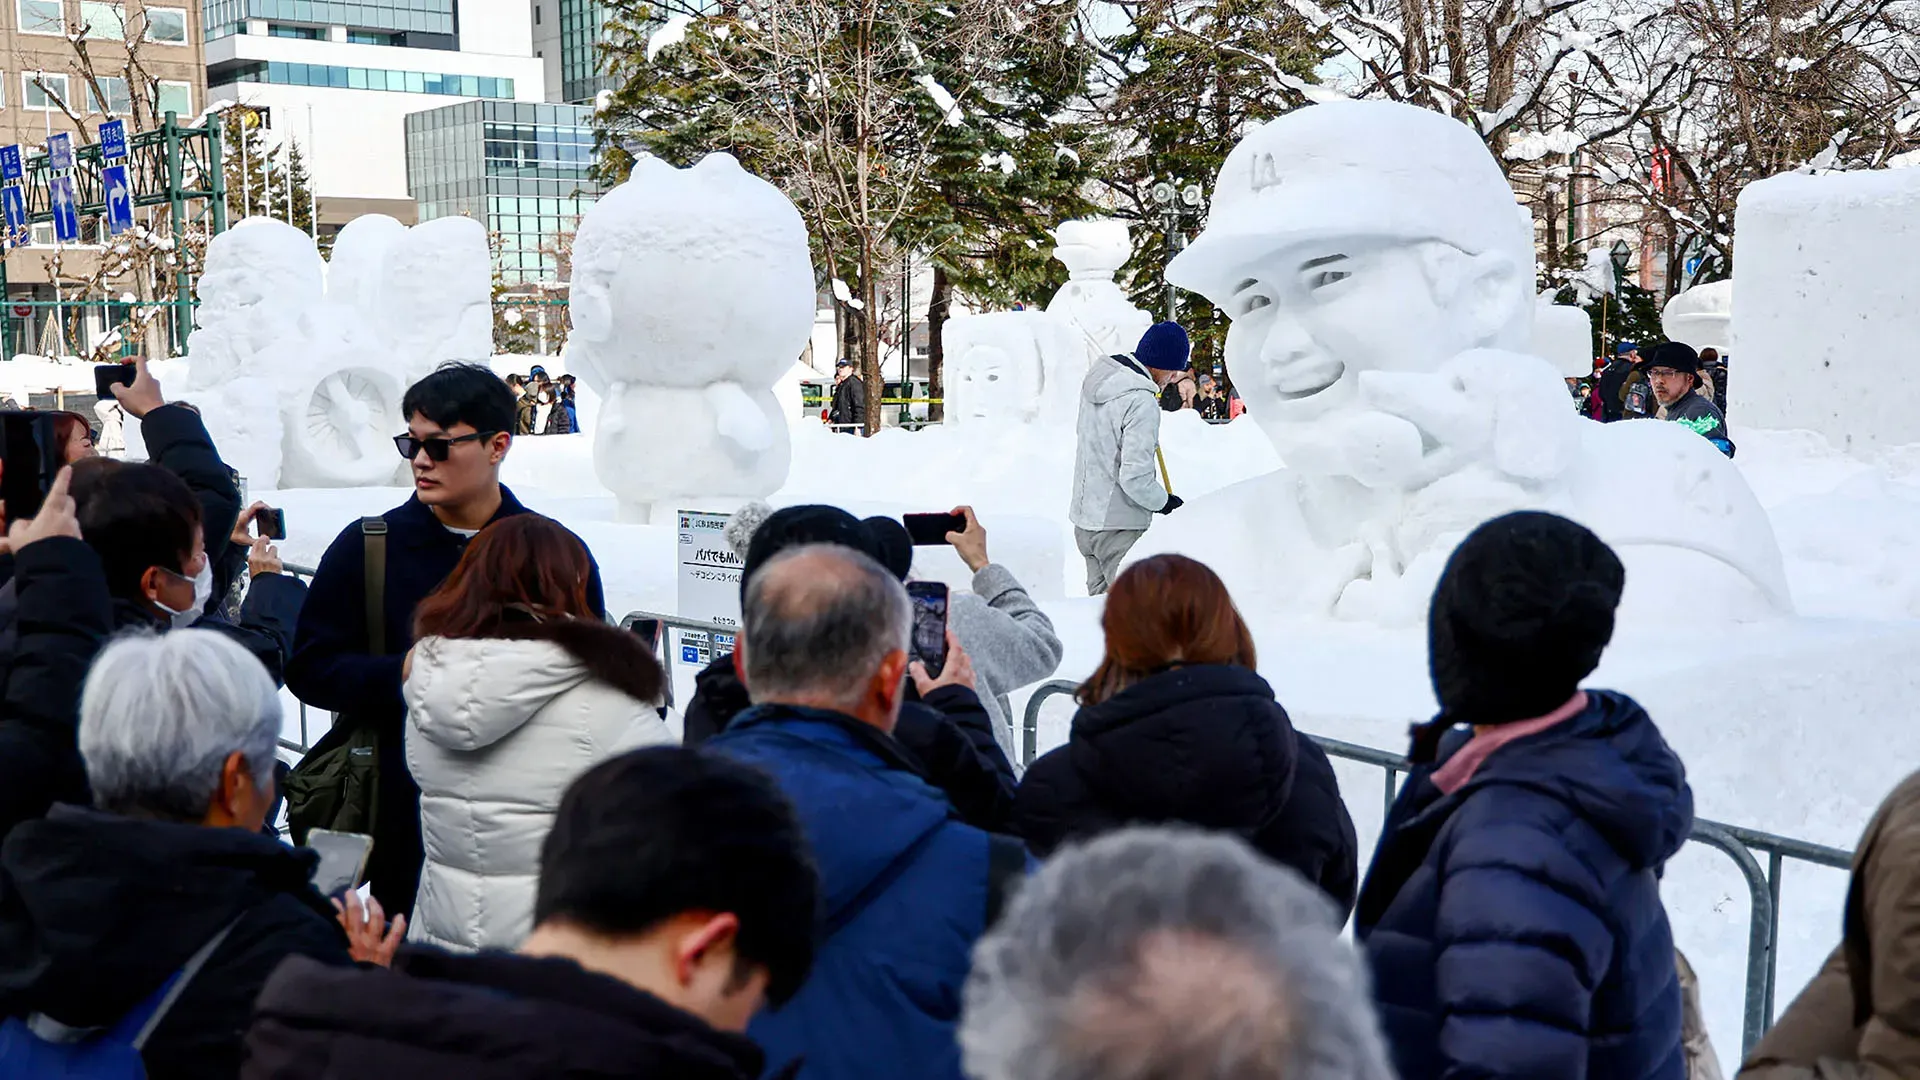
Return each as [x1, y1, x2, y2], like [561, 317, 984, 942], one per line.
[1609, 238, 1633, 287]
[1152, 179, 1205, 322]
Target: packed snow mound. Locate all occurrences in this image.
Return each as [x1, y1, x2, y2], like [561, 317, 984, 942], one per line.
[1533, 302, 1595, 376]
[1735, 167, 1920, 452]
[1662, 279, 1732, 352]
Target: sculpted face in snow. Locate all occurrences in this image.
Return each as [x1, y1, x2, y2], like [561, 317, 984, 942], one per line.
[188, 218, 326, 385]
[941, 311, 1086, 427]
[1143, 99, 1789, 624]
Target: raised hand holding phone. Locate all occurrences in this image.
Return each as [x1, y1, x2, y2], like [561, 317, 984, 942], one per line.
[945, 506, 989, 573]
[910, 630, 976, 696]
[109, 355, 166, 419]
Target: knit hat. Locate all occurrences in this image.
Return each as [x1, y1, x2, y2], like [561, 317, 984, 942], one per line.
[862, 516, 914, 581]
[740, 505, 883, 597]
[1615, 342, 1638, 356]
[723, 500, 775, 560]
[1428, 512, 1625, 726]
[1135, 322, 1192, 372]
[1647, 341, 1700, 375]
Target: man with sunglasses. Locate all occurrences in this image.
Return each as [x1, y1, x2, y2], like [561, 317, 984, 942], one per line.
[287, 363, 605, 917]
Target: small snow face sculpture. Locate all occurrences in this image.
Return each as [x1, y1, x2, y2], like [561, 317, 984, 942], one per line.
[567, 153, 814, 522]
[188, 219, 326, 385]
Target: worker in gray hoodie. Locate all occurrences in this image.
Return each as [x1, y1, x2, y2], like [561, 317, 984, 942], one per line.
[1070, 321, 1190, 595]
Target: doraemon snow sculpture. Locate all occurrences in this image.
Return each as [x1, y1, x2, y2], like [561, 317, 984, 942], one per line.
[567, 154, 814, 523]
[1129, 100, 1789, 624]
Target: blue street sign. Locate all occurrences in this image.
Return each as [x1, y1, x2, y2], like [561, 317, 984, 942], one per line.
[1, 186, 25, 245]
[49, 174, 78, 242]
[46, 132, 73, 173]
[102, 162, 132, 234]
[0, 145, 22, 182]
[1685, 255, 1704, 278]
[98, 119, 127, 161]
[680, 644, 700, 664]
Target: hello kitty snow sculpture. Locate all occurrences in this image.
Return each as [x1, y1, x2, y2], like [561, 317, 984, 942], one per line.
[1046, 219, 1152, 379]
[1129, 100, 1789, 624]
[943, 311, 1086, 426]
[567, 154, 813, 523]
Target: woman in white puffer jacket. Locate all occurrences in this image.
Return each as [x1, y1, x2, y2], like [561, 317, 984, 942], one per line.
[402, 514, 670, 952]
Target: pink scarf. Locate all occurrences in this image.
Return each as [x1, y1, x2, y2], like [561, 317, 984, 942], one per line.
[1431, 692, 1589, 795]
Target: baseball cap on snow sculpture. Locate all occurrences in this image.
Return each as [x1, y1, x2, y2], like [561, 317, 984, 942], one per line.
[1135, 100, 1790, 624]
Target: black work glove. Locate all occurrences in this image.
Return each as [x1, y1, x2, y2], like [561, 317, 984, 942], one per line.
[1158, 494, 1184, 515]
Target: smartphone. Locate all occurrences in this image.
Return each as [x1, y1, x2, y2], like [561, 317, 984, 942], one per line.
[906, 581, 949, 678]
[0, 411, 61, 521]
[94, 362, 136, 401]
[622, 615, 662, 651]
[903, 512, 966, 546]
[254, 506, 287, 541]
[306, 828, 374, 898]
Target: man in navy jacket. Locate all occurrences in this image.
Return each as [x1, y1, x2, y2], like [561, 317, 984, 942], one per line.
[708, 542, 1016, 1080]
[286, 364, 602, 916]
[1355, 512, 1693, 1080]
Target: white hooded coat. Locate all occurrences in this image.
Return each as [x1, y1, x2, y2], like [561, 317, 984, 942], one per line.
[1070, 354, 1171, 531]
[403, 635, 672, 952]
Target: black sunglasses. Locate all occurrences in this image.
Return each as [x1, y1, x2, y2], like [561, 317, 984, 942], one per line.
[393, 431, 498, 462]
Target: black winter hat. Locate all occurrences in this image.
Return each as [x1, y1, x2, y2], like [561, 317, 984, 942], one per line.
[1428, 511, 1625, 726]
[1648, 341, 1700, 375]
[862, 517, 914, 581]
[740, 505, 883, 598]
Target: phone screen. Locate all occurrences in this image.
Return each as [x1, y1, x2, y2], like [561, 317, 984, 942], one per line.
[906, 581, 949, 678]
[622, 615, 662, 651]
[256, 507, 287, 541]
[0, 411, 60, 521]
[94, 362, 136, 401]
[307, 829, 374, 898]
[903, 512, 967, 546]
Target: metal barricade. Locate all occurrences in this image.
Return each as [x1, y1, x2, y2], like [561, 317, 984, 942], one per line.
[276, 561, 319, 757]
[1019, 679, 1853, 1055]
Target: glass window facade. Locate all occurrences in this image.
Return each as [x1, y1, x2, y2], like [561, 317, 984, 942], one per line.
[210, 61, 513, 98]
[17, 0, 62, 34]
[91, 75, 132, 114]
[145, 6, 187, 41]
[156, 80, 192, 116]
[79, 0, 125, 38]
[405, 100, 601, 283]
[23, 73, 70, 110]
[267, 22, 323, 36]
[203, 0, 453, 41]
[345, 28, 395, 43]
[558, 0, 610, 104]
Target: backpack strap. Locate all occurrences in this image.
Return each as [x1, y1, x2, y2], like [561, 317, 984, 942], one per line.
[361, 518, 388, 656]
[131, 916, 243, 1049]
[23, 915, 243, 1049]
[984, 834, 1027, 930]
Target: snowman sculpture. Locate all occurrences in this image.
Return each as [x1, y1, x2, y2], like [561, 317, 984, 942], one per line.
[567, 154, 814, 523]
[1045, 218, 1153, 379]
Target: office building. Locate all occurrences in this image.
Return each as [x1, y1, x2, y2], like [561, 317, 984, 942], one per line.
[404, 97, 594, 282]
[205, 0, 545, 229]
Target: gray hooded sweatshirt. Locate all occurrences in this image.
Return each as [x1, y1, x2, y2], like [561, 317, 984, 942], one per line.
[1070, 353, 1171, 531]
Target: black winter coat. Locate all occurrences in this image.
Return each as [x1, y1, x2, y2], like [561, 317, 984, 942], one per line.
[245, 949, 772, 1080]
[1014, 664, 1359, 918]
[285, 488, 605, 916]
[0, 806, 350, 1080]
[144, 403, 245, 578]
[682, 653, 1020, 834]
[0, 539, 111, 847]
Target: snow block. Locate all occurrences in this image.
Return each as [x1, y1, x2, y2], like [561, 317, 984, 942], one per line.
[1734, 169, 1920, 451]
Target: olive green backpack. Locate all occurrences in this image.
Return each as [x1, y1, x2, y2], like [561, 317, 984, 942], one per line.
[283, 518, 387, 846]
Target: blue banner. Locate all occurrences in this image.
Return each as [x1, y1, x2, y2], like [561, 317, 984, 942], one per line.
[102, 163, 132, 235]
[2, 186, 25, 246]
[49, 174, 78, 242]
[98, 119, 127, 161]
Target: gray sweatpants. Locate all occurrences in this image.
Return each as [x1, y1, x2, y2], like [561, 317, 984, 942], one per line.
[1075, 527, 1147, 596]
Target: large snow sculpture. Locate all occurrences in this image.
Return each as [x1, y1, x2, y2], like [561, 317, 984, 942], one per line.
[373, 216, 494, 387]
[1046, 219, 1152, 377]
[1662, 280, 1732, 353]
[1132, 100, 1788, 623]
[1735, 168, 1920, 452]
[567, 153, 813, 522]
[943, 311, 1086, 426]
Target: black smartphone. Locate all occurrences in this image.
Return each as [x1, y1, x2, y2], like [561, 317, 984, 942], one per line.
[306, 828, 374, 898]
[0, 411, 61, 521]
[622, 615, 662, 651]
[906, 581, 949, 678]
[94, 362, 136, 401]
[254, 506, 287, 541]
[903, 512, 966, 546]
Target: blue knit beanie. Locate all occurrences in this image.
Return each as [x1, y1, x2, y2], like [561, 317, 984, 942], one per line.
[1135, 322, 1191, 371]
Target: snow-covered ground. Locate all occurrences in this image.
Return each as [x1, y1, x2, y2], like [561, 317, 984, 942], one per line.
[259, 412, 1920, 1060]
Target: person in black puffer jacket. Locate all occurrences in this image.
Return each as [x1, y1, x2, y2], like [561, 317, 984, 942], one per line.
[1013, 554, 1358, 917]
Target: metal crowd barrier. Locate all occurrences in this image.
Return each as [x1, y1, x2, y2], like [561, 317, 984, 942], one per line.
[1019, 680, 1854, 1056]
[277, 561, 319, 757]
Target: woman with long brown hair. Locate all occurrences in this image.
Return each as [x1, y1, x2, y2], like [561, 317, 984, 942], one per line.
[1013, 553, 1358, 916]
[402, 514, 670, 951]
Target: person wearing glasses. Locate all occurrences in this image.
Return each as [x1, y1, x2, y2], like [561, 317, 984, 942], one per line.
[286, 363, 606, 919]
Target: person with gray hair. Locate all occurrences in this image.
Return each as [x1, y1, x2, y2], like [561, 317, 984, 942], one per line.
[962, 827, 1396, 1080]
[0, 628, 402, 1079]
[707, 543, 1029, 1080]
